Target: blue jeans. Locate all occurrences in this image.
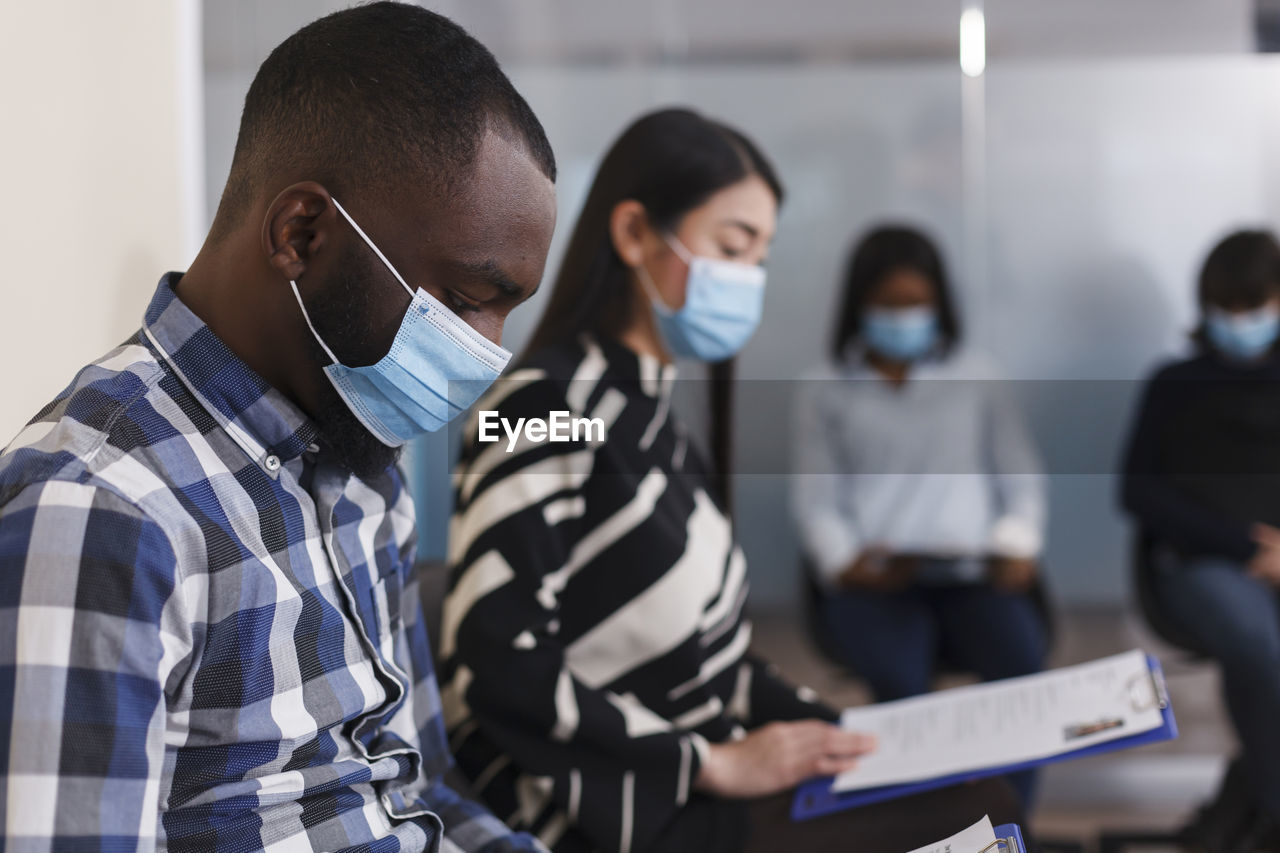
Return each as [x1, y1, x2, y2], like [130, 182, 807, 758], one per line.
[821, 582, 1048, 806]
[1152, 555, 1280, 821]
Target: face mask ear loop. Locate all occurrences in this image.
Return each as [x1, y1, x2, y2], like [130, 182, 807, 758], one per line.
[634, 261, 676, 317]
[330, 196, 416, 300]
[663, 232, 694, 265]
[290, 279, 341, 365]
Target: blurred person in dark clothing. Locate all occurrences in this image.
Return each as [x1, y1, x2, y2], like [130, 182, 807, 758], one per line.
[1121, 229, 1280, 838]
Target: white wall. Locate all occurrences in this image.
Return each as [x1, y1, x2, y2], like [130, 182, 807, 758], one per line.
[0, 1, 204, 442]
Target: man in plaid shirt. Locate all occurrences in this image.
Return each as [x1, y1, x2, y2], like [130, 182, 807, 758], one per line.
[0, 4, 556, 851]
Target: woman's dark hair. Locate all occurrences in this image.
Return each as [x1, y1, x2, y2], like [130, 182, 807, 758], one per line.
[1192, 229, 1280, 349]
[1198, 230, 1280, 308]
[829, 224, 962, 361]
[525, 108, 783, 506]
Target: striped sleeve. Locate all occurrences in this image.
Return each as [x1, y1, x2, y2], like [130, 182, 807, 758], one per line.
[444, 379, 704, 853]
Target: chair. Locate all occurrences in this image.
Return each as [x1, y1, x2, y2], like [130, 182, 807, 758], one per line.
[1130, 532, 1208, 658]
[1096, 532, 1255, 853]
[799, 558, 855, 669]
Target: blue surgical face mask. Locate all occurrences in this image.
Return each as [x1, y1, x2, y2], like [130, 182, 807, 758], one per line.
[636, 234, 766, 362]
[1206, 304, 1280, 362]
[862, 306, 939, 363]
[290, 197, 511, 447]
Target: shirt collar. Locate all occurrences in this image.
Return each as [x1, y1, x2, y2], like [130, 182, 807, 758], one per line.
[142, 273, 319, 474]
[590, 334, 678, 398]
[839, 344, 952, 382]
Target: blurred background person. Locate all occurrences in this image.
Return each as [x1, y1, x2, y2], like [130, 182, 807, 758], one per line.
[1121, 229, 1280, 843]
[790, 224, 1049, 805]
[439, 109, 1019, 853]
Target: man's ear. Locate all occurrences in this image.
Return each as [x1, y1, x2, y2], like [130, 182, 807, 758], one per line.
[262, 182, 336, 283]
[609, 200, 653, 268]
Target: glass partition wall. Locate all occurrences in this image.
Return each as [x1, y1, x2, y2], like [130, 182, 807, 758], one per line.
[204, 0, 1280, 606]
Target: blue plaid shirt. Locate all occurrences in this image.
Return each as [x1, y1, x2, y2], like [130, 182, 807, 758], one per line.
[0, 275, 543, 853]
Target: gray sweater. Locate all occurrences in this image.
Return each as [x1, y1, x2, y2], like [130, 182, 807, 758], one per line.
[790, 349, 1047, 586]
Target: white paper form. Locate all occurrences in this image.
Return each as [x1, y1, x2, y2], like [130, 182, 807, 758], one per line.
[835, 649, 1164, 793]
[904, 816, 996, 853]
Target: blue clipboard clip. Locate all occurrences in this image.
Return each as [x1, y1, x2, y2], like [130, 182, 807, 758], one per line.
[791, 655, 1178, 822]
[987, 824, 1027, 853]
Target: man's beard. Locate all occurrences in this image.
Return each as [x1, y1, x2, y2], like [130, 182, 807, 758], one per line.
[304, 245, 403, 480]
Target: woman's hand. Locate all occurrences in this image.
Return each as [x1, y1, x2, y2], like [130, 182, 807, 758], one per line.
[694, 720, 877, 799]
[838, 549, 915, 591]
[987, 556, 1038, 593]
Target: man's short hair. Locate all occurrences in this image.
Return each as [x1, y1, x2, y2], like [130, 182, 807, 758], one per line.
[214, 1, 555, 236]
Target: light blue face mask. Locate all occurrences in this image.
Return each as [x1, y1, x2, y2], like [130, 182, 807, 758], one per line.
[1206, 304, 1280, 362]
[637, 234, 767, 362]
[290, 197, 511, 447]
[863, 306, 939, 363]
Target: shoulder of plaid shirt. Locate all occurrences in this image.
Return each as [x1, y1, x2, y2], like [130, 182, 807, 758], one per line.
[0, 274, 545, 853]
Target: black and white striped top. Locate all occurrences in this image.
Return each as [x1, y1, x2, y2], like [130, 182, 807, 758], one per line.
[439, 334, 831, 853]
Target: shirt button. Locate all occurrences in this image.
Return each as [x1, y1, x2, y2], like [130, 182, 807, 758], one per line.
[264, 454, 281, 472]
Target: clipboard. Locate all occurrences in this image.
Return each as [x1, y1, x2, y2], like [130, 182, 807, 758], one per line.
[792, 654, 1177, 821]
[988, 823, 1027, 853]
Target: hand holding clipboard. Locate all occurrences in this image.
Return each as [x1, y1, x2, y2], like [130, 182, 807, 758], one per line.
[794, 650, 1177, 821]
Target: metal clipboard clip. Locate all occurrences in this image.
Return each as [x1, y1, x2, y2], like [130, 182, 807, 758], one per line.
[979, 835, 1021, 853]
[1127, 660, 1170, 712]
[1064, 658, 1169, 742]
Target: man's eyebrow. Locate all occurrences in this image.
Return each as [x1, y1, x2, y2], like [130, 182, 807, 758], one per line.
[452, 258, 524, 298]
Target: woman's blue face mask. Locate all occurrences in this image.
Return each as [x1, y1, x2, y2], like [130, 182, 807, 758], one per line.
[636, 234, 767, 362]
[1206, 304, 1280, 363]
[862, 306, 940, 363]
[289, 197, 512, 447]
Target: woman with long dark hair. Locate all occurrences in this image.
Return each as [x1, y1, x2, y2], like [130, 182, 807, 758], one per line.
[438, 109, 1018, 853]
[790, 225, 1049, 805]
